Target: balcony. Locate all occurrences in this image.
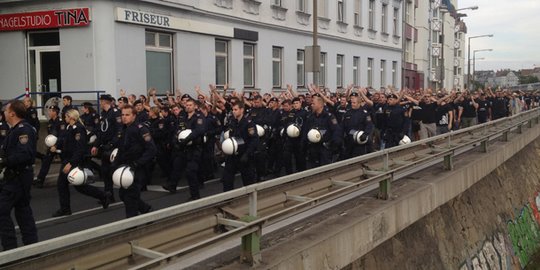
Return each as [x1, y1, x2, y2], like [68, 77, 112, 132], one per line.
[405, 23, 417, 42]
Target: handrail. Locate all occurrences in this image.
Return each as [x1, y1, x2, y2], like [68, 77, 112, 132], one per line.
[0, 108, 539, 267]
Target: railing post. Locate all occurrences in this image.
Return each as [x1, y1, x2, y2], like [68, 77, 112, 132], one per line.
[378, 152, 391, 200]
[443, 152, 454, 170]
[517, 124, 523, 134]
[502, 131, 509, 142]
[528, 120, 533, 128]
[241, 191, 261, 265]
[480, 140, 488, 153]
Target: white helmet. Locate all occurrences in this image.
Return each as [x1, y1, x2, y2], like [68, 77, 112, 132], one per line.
[109, 148, 119, 163]
[399, 135, 412, 145]
[286, 124, 301, 138]
[307, 129, 325, 143]
[223, 130, 231, 140]
[45, 134, 58, 147]
[112, 166, 134, 189]
[255, 124, 265, 137]
[67, 167, 94, 186]
[350, 130, 369, 145]
[177, 129, 193, 145]
[221, 137, 245, 155]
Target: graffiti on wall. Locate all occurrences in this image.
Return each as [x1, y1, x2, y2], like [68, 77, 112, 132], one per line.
[459, 233, 512, 270]
[507, 192, 540, 267]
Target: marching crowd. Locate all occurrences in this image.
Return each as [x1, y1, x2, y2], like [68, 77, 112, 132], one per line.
[0, 83, 537, 250]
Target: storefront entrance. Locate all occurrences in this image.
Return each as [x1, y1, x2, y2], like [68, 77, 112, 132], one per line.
[28, 31, 61, 109]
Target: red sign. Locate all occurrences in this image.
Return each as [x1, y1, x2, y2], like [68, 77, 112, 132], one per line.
[0, 8, 90, 31]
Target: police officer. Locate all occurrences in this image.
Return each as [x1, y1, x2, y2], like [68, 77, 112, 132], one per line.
[266, 97, 283, 176]
[0, 100, 38, 250]
[91, 94, 122, 201]
[382, 94, 407, 148]
[34, 105, 66, 188]
[113, 105, 155, 218]
[145, 107, 168, 189]
[80, 102, 99, 134]
[0, 109, 8, 148]
[247, 95, 269, 181]
[51, 109, 111, 217]
[278, 99, 297, 175]
[199, 103, 221, 187]
[134, 100, 149, 123]
[303, 96, 343, 169]
[221, 101, 259, 192]
[341, 95, 374, 159]
[163, 99, 206, 200]
[23, 97, 40, 135]
[289, 97, 308, 172]
[61, 95, 76, 120]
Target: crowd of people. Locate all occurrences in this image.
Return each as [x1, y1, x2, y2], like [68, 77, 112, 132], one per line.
[0, 84, 537, 250]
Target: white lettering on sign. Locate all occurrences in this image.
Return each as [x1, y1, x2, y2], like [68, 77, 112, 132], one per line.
[115, 8, 234, 38]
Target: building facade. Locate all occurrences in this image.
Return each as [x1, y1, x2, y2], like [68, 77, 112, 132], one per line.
[404, 0, 466, 90]
[0, 0, 403, 108]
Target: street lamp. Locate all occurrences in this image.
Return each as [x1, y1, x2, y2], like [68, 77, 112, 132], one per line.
[457, 6, 479, 11]
[472, 56, 486, 86]
[467, 34, 494, 88]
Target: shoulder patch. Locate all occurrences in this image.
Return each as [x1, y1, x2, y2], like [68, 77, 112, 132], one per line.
[331, 117, 338, 125]
[138, 124, 143, 128]
[366, 116, 372, 122]
[113, 108, 118, 112]
[197, 118, 203, 125]
[19, 134, 29, 144]
[19, 124, 24, 128]
[94, 118, 99, 124]
[143, 132, 152, 142]
[116, 116, 122, 123]
[60, 124, 65, 130]
[75, 133, 81, 141]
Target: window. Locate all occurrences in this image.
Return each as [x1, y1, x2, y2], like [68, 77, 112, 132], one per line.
[243, 43, 255, 88]
[273, 0, 282, 6]
[405, 1, 412, 24]
[392, 61, 397, 87]
[215, 40, 228, 86]
[297, 0, 307, 12]
[318, 0, 327, 17]
[336, 54, 344, 88]
[381, 4, 388, 33]
[380, 60, 386, 87]
[368, 0, 375, 30]
[354, 0, 362, 26]
[367, 58, 373, 87]
[320, 52, 327, 87]
[146, 31, 173, 95]
[393, 8, 399, 36]
[405, 40, 411, 62]
[272, 47, 283, 88]
[353, 57, 360, 86]
[337, 0, 345, 22]
[297, 49, 305, 87]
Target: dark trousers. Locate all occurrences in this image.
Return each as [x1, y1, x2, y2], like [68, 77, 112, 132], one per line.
[267, 137, 283, 174]
[306, 144, 332, 169]
[0, 170, 38, 250]
[168, 148, 201, 199]
[282, 139, 306, 174]
[341, 141, 370, 160]
[100, 155, 114, 197]
[119, 166, 151, 218]
[199, 141, 216, 185]
[57, 163, 106, 211]
[36, 151, 56, 180]
[221, 155, 256, 192]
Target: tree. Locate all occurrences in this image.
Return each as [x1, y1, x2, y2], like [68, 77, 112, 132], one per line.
[519, 75, 539, 85]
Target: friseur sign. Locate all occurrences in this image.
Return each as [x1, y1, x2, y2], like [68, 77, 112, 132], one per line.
[0, 8, 90, 31]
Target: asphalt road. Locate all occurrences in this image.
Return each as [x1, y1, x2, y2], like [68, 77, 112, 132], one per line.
[15, 159, 247, 243]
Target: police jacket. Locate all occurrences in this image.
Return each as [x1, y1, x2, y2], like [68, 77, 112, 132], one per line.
[342, 108, 374, 137]
[174, 111, 206, 146]
[227, 116, 259, 157]
[25, 107, 40, 133]
[205, 114, 222, 142]
[57, 123, 87, 167]
[303, 111, 343, 145]
[383, 105, 407, 134]
[247, 107, 269, 126]
[47, 116, 66, 137]
[81, 112, 99, 133]
[2, 120, 36, 171]
[149, 117, 169, 146]
[115, 121, 157, 166]
[95, 107, 122, 148]
[0, 120, 8, 146]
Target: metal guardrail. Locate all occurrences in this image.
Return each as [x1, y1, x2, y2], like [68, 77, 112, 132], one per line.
[7, 90, 106, 112]
[1, 108, 540, 269]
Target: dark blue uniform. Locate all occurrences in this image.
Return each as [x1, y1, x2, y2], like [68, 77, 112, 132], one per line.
[221, 116, 259, 192]
[303, 111, 343, 169]
[247, 107, 269, 180]
[382, 105, 407, 148]
[0, 120, 38, 250]
[25, 107, 40, 135]
[54, 123, 109, 216]
[114, 121, 156, 218]
[148, 117, 170, 183]
[165, 112, 206, 199]
[199, 113, 222, 186]
[341, 108, 374, 159]
[0, 120, 8, 148]
[266, 108, 282, 176]
[81, 111, 99, 134]
[94, 107, 122, 198]
[36, 116, 66, 184]
[280, 108, 307, 174]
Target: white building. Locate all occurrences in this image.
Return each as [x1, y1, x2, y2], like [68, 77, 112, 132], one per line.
[0, 0, 403, 108]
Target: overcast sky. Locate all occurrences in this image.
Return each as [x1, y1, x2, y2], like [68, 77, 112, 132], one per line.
[459, 0, 540, 72]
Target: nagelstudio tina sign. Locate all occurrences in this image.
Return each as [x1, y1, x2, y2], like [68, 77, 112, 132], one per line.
[0, 8, 90, 31]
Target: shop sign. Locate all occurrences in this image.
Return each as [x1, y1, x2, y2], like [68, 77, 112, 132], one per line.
[0, 8, 90, 31]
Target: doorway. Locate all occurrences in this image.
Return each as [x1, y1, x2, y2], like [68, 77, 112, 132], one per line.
[27, 31, 61, 109]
